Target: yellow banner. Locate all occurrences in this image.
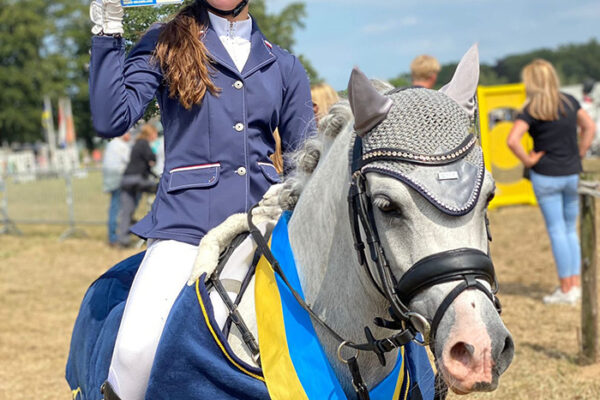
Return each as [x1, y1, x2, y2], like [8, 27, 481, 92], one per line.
[478, 84, 537, 209]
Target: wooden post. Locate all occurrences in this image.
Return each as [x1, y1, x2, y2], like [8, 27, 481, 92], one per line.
[580, 188, 598, 364]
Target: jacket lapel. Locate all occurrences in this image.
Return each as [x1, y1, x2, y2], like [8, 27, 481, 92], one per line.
[241, 19, 276, 78]
[203, 18, 277, 79]
[203, 24, 240, 77]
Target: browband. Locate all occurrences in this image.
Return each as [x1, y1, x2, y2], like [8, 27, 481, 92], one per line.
[358, 134, 476, 168]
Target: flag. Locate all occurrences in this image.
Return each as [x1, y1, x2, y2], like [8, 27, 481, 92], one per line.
[58, 97, 77, 148]
[42, 96, 57, 155]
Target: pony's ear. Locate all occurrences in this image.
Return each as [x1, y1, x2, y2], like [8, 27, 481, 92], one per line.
[439, 43, 480, 118]
[348, 67, 393, 137]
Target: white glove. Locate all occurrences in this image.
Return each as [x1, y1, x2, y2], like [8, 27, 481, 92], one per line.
[90, 0, 124, 35]
[90, 0, 104, 35]
[187, 184, 285, 286]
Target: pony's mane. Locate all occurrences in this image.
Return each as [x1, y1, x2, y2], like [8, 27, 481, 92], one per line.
[279, 79, 393, 210]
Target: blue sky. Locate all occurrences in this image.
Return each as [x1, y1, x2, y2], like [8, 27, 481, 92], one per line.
[265, 0, 600, 90]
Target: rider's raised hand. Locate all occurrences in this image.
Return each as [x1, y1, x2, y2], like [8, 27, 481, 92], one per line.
[103, 0, 124, 35]
[89, 0, 124, 36]
[89, 0, 104, 35]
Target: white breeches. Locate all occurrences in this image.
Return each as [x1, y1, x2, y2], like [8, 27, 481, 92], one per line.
[107, 239, 197, 400]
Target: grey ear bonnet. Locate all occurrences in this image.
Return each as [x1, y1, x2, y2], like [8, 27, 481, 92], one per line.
[356, 87, 484, 216]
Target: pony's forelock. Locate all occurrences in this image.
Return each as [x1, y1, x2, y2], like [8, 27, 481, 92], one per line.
[279, 100, 353, 210]
[279, 79, 394, 211]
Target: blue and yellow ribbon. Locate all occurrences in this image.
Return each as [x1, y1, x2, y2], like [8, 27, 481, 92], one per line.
[255, 212, 411, 399]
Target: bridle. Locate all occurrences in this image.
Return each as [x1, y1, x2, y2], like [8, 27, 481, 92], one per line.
[347, 135, 502, 354]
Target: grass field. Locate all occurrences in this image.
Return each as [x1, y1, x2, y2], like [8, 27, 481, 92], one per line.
[1, 173, 600, 399]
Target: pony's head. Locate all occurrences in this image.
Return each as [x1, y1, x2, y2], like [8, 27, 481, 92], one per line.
[345, 44, 514, 394]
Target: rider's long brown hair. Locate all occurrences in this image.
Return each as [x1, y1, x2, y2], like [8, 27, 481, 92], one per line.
[154, 1, 220, 109]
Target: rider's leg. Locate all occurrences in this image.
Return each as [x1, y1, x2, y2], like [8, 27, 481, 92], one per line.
[107, 239, 197, 400]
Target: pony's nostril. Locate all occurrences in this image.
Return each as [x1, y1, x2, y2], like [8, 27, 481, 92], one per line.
[496, 335, 515, 374]
[449, 341, 475, 366]
[502, 336, 514, 355]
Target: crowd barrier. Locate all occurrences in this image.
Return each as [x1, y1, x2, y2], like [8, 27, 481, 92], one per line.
[0, 167, 154, 241]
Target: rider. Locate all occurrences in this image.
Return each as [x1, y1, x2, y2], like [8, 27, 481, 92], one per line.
[89, 0, 315, 398]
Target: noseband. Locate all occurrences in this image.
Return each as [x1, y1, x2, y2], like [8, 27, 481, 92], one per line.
[347, 135, 502, 352]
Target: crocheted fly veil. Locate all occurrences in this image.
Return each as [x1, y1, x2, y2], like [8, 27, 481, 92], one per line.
[348, 44, 484, 216]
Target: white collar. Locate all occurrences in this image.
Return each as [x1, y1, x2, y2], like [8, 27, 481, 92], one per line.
[207, 11, 252, 41]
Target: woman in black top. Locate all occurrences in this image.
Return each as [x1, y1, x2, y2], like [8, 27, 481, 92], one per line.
[118, 124, 158, 246]
[507, 59, 596, 304]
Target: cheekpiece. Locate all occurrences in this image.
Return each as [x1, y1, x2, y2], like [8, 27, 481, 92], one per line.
[358, 88, 485, 216]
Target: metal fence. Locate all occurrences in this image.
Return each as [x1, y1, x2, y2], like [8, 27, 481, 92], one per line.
[0, 167, 154, 240]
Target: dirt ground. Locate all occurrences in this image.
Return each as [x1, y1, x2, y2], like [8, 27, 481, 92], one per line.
[1, 203, 599, 399]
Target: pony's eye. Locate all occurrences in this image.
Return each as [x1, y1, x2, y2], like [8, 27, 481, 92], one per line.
[373, 196, 400, 215]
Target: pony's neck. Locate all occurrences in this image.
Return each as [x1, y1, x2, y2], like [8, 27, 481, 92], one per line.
[287, 128, 396, 394]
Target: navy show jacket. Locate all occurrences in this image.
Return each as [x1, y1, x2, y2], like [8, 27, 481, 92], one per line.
[90, 20, 315, 245]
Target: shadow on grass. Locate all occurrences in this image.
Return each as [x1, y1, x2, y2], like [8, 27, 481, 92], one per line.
[520, 342, 579, 364]
[498, 281, 548, 300]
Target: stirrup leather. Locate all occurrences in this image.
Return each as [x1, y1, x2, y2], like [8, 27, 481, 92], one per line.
[100, 381, 121, 400]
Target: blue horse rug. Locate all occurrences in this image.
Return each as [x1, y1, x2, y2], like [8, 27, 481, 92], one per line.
[66, 215, 435, 399]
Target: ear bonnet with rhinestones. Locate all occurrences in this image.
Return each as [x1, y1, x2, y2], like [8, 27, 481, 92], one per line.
[348, 44, 484, 216]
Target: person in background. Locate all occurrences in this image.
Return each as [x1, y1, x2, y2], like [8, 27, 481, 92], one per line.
[410, 54, 441, 89]
[102, 129, 132, 246]
[507, 59, 596, 305]
[117, 124, 158, 248]
[581, 79, 599, 156]
[89, 0, 314, 398]
[271, 83, 339, 173]
[150, 122, 165, 177]
[311, 82, 339, 124]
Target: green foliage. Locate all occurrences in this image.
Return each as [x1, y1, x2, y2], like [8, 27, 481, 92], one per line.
[390, 39, 600, 90]
[0, 0, 95, 146]
[496, 39, 600, 85]
[389, 74, 410, 89]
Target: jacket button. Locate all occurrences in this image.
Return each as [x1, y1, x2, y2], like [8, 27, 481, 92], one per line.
[233, 80, 244, 89]
[236, 167, 247, 176]
[234, 123, 244, 132]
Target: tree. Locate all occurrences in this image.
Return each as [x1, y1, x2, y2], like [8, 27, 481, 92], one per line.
[1, 1, 65, 143]
[0, 0, 94, 146]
